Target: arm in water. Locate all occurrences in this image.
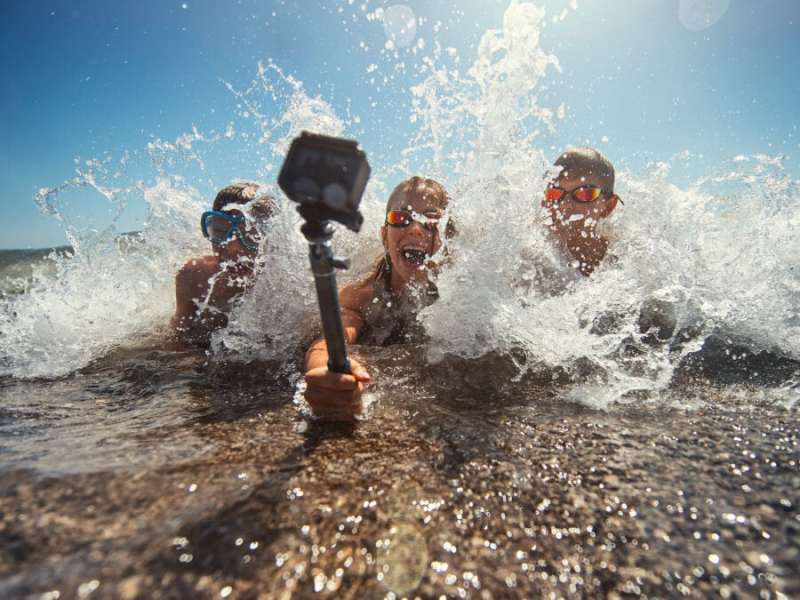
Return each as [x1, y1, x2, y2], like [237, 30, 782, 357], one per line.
[303, 279, 373, 420]
[171, 262, 202, 332]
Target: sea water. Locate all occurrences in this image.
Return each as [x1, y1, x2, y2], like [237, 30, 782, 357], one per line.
[2, 1, 796, 404]
[1, 3, 798, 597]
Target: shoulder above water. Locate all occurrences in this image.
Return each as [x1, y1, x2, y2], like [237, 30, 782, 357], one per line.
[340, 271, 381, 313]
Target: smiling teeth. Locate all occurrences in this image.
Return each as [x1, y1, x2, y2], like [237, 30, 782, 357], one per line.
[402, 248, 427, 264]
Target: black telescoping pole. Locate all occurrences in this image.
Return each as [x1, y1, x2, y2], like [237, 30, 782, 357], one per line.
[303, 221, 351, 374]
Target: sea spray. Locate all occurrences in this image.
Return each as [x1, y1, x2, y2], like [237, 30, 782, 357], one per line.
[415, 2, 572, 363]
[424, 147, 800, 408]
[0, 56, 392, 378]
[413, 3, 800, 407]
[211, 63, 387, 365]
[208, 194, 314, 363]
[1, 0, 797, 408]
[0, 169, 205, 378]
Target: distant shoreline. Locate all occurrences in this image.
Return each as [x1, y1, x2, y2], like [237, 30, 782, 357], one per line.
[0, 231, 143, 254]
[0, 245, 72, 255]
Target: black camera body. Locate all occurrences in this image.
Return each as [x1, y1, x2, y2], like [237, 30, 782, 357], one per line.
[278, 131, 370, 233]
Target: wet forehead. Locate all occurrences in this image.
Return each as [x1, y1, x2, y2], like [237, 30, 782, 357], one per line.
[556, 172, 608, 191]
[220, 199, 272, 219]
[388, 190, 445, 212]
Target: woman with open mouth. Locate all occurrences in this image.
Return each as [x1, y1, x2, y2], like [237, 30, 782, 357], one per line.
[302, 176, 452, 421]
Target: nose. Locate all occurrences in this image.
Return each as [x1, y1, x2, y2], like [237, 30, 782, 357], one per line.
[404, 219, 429, 235]
[407, 221, 440, 245]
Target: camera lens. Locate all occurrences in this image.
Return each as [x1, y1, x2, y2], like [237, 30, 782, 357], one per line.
[322, 183, 348, 211]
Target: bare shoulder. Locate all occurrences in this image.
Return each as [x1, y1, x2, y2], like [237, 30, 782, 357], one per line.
[338, 272, 377, 341]
[339, 273, 377, 313]
[175, 256, 220, 304]
[176, 255, 218, 286]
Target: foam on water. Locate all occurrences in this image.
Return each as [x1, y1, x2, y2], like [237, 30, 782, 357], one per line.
[1, 1, 797, 410]
[408, 2, 800, 406]
[0, 171, 205, 378]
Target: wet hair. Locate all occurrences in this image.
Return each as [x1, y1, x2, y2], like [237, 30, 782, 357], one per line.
[385, 176, 449, 213]
[212, 182, 276, 216]
[554, 147, 615, 193]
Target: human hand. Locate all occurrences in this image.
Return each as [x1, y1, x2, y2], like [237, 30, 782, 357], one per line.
[303, 357, 371, 421]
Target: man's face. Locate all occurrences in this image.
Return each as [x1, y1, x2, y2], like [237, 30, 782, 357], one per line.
[546, 172, 616, 234]
[213, 201, 272, 267]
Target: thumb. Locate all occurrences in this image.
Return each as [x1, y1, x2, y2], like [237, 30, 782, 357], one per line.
[352, 368, 371, 383]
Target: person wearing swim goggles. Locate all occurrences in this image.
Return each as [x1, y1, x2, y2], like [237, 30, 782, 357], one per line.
[542, 147, 622, 276]
[384, 208, 442, 229]
[543, 183, 614, 205]
[543, 149, 679, 342]
[303, 176, 452, 421]
[171, 182, 276, 345]
[383, 205, 454, 276]
[201, 208, 266, 252]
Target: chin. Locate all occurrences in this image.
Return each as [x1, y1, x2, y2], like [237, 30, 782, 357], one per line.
[408, 267, 431, 284]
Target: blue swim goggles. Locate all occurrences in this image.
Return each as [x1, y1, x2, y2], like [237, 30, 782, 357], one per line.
[200, 210, 263, 252]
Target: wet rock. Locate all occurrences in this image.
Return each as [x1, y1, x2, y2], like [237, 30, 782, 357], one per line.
[1, 378, 798, 598]
[0, 530, 31, 570]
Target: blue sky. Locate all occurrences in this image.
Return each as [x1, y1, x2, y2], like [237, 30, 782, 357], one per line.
[1, 0, 798, 249]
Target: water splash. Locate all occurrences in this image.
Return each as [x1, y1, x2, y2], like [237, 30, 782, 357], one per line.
[0, 167, 205, 378]
[1, 0, 797, 410]
[210, 63, 386, 366]
[423, 148, 800, 407]
[412, 3, 799, 408]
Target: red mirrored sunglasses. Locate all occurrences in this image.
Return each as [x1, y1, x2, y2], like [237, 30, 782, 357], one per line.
[543, 185, 609, 206]
[385, 209, 442, 229]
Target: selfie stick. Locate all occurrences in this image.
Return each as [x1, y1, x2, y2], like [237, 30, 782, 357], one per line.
[277, 132, 370, 375]
[302, 219, 352, 373]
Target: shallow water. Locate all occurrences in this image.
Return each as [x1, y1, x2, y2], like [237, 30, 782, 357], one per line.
[1, 343, 798, 598]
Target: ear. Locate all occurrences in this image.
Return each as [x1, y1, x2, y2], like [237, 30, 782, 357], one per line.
[598, 194, 620, 218]
[445, 218, 456, 239]
[380, 224, 388, 249]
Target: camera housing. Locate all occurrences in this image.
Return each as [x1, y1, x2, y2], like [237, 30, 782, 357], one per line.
[278, 131, 370, 232]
